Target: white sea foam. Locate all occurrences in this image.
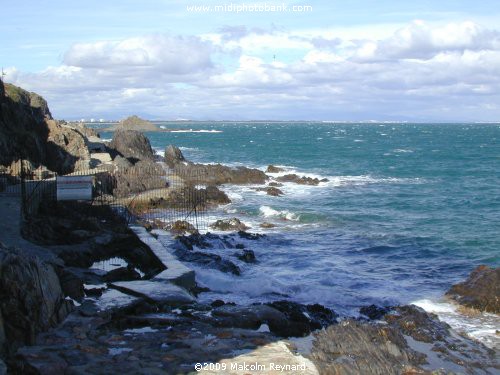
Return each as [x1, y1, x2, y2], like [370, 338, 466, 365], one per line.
[259, 206, 300, 221]
[393, 149, 414, 153]
[413, 299, 500, 350]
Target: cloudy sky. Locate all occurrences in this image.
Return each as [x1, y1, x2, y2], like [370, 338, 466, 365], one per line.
[2, 0, 500, 121]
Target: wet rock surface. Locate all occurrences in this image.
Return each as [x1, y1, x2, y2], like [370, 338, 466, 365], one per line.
[210, 218, 249, 232]
[255, 186, 284, 196]
[276, 174, 328, 186]
[311, 304, 499, 375]
[445, 265, 499, 314]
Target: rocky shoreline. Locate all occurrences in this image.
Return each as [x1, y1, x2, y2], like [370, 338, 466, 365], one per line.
[0, 82, 499, 374]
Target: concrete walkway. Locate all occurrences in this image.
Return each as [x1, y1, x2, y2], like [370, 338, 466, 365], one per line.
[0, 196, 62, 264]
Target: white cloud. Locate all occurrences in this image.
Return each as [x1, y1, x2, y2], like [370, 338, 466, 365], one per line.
[7, 21, 500, 121]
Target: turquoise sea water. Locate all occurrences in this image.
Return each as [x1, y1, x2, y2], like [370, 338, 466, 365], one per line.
[101, 123, 499, 316]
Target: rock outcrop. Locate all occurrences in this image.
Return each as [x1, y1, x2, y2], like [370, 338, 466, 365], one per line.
[445, 265, 499, 314]
[104, 115, 159, 132]
[210, 218, 249, 232]
[0, 244, 72, 357]
[108, 129, 155, 163]
[0, 82, 91, 173]
[165, 145, 267, 185]
[276, 174, 328, 186]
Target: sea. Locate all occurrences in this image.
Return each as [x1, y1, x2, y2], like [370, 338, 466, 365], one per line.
[100, 122, 499, 348]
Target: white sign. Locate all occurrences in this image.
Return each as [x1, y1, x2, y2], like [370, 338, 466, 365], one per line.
[57, 176, 93, 201]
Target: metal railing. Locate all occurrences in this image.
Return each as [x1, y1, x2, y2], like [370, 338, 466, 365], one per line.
[1, 160, 209, 232]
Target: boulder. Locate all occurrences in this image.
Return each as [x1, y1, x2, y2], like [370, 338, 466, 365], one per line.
[0, 244, 73, 356]
[210, 218, 248, 232]
[445, 265, 499, 314]
[359, 304, 392, 320]
[109, 129, 155, 163]
[165, 145, 186, 168]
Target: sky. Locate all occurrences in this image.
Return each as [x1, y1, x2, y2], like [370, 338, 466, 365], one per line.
[2, 0, 500, 121]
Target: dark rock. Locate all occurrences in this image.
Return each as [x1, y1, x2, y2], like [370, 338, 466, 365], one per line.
[268, 182, 283, 187]
[236, 249, 256, 263]
[211, 304, 288, 332]
[103, 266, 142, 282]
[264, 301, 338, 336]
[84, 287, 105, 297]
[57, 268, 85, 301]
[445, 265, 499, 314]
[266, 165, 285, 173]
[255, 186, 284, 196]
[260, 222, 276, 229]
[211, 300, 226, 308]
[210, 218, 248, 232]
[359, 304, 392, 320]
[238, 231, 265, 240]
[109, 129, 155, 163]
[174, 250, 241, 276]
[0, 244, 73, 356]
[276, 174, 327, 186]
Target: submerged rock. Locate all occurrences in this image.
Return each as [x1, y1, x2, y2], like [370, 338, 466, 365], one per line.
[235, 249, 256, 263]
[445, 265, 499, 314]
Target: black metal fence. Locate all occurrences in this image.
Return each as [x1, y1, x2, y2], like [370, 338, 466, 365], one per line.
[0, 160, 209, 232]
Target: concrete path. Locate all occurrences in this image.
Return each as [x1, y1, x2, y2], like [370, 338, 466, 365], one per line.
[0, 196, 62, 264]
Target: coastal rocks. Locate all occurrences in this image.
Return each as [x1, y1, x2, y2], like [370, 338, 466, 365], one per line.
[210, 218, 248, 232]
[0, 82, 92, 173]
[266, 165, 285, 173]
[255, 186, 284, 196]
[276, 174, 328, 186]
[210, 301, 337, 337]
[109, 129, 155, 163]
[359, 304, 392, 320]
[445, 265, 499, 314]
[111, 160, 167, 197]
[0, 244, 72, 356]
[174, 249, 241, 275]
[236, 249, 256, 263]
[164, 145, 185, 167]
[112, 115, 158, 132]
[263, 301, 338, 336]
[45, 119, 91, 172]
[311, 320, 426, 374]
[164, 145, 267, 185]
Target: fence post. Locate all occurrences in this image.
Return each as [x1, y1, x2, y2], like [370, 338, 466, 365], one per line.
[20, 159, 27, 218]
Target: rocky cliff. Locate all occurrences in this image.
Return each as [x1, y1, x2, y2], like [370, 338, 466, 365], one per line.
[0, 82, 91, 173]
